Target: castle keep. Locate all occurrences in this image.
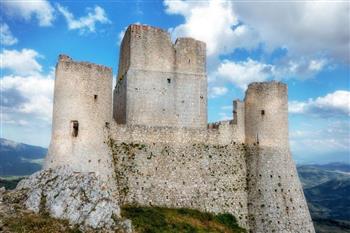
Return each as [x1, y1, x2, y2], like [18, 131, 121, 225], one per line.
[44, 24, 315, 233]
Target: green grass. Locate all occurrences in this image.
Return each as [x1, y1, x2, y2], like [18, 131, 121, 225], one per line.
[121, 206, 246, 233]
[2, 212, 81, 233]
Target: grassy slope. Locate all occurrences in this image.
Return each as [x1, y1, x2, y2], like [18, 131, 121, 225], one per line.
[121, 206, 246, 233]
[2, 212, 82, 233]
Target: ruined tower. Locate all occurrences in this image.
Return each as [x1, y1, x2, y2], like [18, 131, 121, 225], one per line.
[44, 55, 114, 181]
[244, 82, 315, 233]
[113, 25, 207, 128]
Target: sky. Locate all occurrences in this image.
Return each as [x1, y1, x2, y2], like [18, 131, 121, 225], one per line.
[0, 0, 349, 164]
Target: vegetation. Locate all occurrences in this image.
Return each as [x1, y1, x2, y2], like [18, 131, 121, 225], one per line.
[2, 212, 81, 233]
[0, 177, 23, 190]
[121, 206, 246, 233]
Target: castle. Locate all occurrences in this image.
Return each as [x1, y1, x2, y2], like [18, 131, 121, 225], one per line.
[44, 24, 315, 233]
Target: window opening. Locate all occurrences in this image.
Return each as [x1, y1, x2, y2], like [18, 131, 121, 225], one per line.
[71, 120, 79, 137]
[261, 110, 265, 116]
[94, 95, 98, 100]
[167, 78, 171, 84]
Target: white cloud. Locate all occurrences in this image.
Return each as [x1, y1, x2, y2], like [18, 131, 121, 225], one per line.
[1, 72, 54, 122]
[215, 59, 274, 90]
[0, 49, 42, 75]
[208, 86, 228, 98]
[0, 23, 18, 46]
[290, 120, 350, 162]
[234, 1, 350, 63]
[57, 4, 111, 33]
[2, 0, 55, 26]
[289, 90, 350, 117]
[164, 0, 258, 57]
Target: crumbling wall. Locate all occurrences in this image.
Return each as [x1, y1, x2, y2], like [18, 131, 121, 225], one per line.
[107, 122, 248, 228]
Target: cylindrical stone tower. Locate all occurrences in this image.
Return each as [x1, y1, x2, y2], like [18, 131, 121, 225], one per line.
[244, 81, 315, 233]
[44, 55, 114, 182]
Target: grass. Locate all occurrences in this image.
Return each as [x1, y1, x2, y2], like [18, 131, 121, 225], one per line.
[2, 212, 81, 233]
[121, 206, 246, 233]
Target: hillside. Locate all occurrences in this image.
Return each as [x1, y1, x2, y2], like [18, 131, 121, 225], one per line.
[297, 163, 350, 233]
[0, 138, 46, 177]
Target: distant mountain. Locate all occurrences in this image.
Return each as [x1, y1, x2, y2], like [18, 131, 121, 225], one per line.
[297, 163, 350, 233]
[298, 164, 350, 189]
[0, 138, 47, 177]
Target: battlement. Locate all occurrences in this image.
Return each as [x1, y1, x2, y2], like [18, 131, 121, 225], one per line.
[57, 54, 112, 73]
[118, 24, 205, 77]
[114, 24, 207, 128]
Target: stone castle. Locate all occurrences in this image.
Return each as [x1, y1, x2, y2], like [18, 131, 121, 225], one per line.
[44, 24, 315, 232]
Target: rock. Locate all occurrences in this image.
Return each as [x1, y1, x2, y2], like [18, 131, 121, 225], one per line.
[16, 166, 129, 232]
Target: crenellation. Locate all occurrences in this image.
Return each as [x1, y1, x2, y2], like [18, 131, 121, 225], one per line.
[45, 24, 315, 233]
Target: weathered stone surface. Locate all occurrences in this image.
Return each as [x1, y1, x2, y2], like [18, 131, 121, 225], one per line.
[16, 166, 129, 232]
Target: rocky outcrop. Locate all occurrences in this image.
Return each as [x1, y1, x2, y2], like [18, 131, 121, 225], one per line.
[15, 166, 132, 232]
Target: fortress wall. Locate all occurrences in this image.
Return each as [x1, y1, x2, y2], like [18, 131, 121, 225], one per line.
[116, 70, 207, 128]
[109, 120, 244, 145]
[127, 24, 175, 72]
[113, 77, 127, 124]
[244, 82, 315, 232]
[107, 130, 248, 228]
[45, 55, 114, 181]
[244, 82, 288, 146]
[174, 38, 206, 74]
[113, 24, 207, 128]
[246, 146, 315, 233]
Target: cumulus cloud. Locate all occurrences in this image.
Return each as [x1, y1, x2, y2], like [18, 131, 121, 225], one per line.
[215, 59, 274, 90]
[57, 4, 111, 33]
[234, 1, 350, 63]
[1, 0, 55, 26]
[0, 23, 18, 46]
[208, 86, 228, 98]
[1, 72, 54, 122]
[289, 90, 350, 117]
[0, 49, 42, 75]
[164, 0, 258, 57]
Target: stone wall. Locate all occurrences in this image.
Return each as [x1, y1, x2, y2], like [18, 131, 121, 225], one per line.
[44, 55, 115, 182]
[246, 146, 315, 233]
[107, 123, 248, 228]
[113, 24, 207, 128]
[244, 82, 289, 146]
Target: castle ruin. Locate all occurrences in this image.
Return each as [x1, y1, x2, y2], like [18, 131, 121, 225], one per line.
[44, 24, 315, 233]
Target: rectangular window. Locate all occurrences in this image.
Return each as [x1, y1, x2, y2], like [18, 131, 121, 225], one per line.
[71, 120, 79, 137]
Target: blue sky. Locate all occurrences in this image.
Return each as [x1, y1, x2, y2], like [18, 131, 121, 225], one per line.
[0, 0, 349, 164]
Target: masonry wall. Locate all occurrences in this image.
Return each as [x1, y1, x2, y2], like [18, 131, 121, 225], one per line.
[44, 55, 115, 182]
[114, 24, 207, 128]
[244, 82, 315, 233]
[107, 121, 248, 228]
